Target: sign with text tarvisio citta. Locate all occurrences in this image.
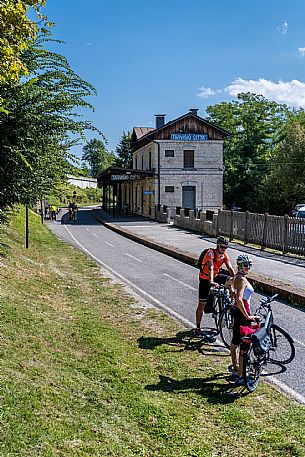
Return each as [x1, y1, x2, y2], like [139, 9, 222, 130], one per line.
[170, 133, 208, 141]
[111, 174, 140, 181]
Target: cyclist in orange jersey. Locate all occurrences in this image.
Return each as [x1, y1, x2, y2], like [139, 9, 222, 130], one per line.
[195, 236, 234, 337]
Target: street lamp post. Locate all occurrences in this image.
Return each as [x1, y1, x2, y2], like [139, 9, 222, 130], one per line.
[25, 205, 29, 248]
[40, 196, 44, 224]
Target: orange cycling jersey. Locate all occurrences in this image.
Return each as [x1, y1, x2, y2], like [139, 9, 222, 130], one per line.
[199, 249, 230, 280]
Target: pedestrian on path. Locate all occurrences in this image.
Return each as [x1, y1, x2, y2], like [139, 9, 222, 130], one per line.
[195, 236, 234, 337]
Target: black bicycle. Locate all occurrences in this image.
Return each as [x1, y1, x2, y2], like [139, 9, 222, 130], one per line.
[219, 301, 235, 348]
[69, 208, 77, 223]
[209, 285, 232, 333]
[242, 294, 295, 392]
[254, 294, 295, 365]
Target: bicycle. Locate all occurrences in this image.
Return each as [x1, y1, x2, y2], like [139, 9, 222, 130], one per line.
[209, 285, 232, 333]
[242, 294, 295, 392]
[219, 301, 235, 348]
[69, 208, 77, 223]
[253, 294, 295, 365]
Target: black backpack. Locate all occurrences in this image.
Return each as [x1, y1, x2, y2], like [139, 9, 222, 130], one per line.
[197, 248, 217, 274]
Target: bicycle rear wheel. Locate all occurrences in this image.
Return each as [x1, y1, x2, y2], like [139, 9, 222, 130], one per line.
[243, 345, 262, 392]
[219, 307, 234, 348]
[268, 324, 295, 364]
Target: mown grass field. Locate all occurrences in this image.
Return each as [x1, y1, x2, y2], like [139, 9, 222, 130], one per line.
[0, 208, 304, 456]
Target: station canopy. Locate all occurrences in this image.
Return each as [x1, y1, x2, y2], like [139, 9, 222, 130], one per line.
[97, 166, 155, 186]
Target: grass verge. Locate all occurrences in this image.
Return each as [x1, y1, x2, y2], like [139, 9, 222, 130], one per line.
[0, 208, 304, 457]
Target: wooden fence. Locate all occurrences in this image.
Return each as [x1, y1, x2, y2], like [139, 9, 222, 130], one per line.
[217, 210, 305, 256]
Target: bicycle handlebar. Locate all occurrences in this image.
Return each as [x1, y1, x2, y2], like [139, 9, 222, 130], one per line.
[259, 293, 278, 306]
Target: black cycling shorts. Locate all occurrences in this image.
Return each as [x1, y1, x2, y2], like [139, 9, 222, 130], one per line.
[198, 273, 229, 301]
[232, 307, 249, 346]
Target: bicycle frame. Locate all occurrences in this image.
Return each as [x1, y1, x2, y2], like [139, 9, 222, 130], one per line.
[210, 286, 231, 313]
[210, 285, 232, 332]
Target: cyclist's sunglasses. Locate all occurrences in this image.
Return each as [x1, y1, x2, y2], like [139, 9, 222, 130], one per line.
[218, 244, 228, 249]
[241, 262, 252, 268]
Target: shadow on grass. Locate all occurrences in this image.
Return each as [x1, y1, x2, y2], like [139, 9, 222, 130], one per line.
[138, 330, 228, 357]
[0, 241, 11, 258]
[145, 373, 246, 404]
[139, 330, 260, 402]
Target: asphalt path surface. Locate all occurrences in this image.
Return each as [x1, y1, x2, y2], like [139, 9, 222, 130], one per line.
[49, 207, 305, 405]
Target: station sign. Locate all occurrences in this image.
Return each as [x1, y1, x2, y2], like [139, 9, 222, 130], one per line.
[143, 190, 154, 195]
[170, 133, 208, 141]
[111, 174, 140, 181]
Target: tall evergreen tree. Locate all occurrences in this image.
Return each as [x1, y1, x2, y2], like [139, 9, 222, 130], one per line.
[82, 139, 115, 177]
[115, 131, 133, 168]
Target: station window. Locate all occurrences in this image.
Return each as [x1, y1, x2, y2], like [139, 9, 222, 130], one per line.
[184, 150, 194, 168]
[165, 186, 175, 192]
[165, 150, 174, 157]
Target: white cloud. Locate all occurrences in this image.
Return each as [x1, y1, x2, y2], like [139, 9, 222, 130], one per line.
[197, 87, 221, 98]
[277, 20, 288, 35]
[224, 78, 305, 108]
[298, 47, 305, 57]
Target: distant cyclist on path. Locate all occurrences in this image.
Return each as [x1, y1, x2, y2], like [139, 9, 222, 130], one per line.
[195, 236, 234, 336]
[68, 201, 78, 221]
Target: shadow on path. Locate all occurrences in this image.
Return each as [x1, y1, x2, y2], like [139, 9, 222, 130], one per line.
[59, 209, 102, 226]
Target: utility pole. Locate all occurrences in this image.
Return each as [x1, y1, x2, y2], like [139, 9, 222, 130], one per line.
[40, 196, 44, 224]
[25, 205, 29, 248]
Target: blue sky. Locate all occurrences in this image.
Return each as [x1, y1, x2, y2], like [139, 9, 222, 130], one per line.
[43, 0, 305, 157]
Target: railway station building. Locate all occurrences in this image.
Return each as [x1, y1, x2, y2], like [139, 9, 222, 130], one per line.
[97, 109, 230, 217]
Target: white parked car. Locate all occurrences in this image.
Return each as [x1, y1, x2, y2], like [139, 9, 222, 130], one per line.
[292, 204, 305, 217]
[296, 206, 305, 218]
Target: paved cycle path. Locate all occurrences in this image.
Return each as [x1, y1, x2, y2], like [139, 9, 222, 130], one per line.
[92, 208, 305, 306]
[49, 208, 305, 404]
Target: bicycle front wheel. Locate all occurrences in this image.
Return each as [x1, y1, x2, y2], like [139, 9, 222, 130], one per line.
[213, 297, 221, 333]
[219, 307, 234, 348]
[243, 345, 262, 392]
[268, 324, 295, 365]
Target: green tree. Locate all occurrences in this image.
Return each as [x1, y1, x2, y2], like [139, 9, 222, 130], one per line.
[0, 36, 98, 220]
[263, 116, 305, 214]
[0, 0, 51, 85]
[206, 93, 288, 211]
[82, 139, 115, 177]
[114, 131, 133, 168]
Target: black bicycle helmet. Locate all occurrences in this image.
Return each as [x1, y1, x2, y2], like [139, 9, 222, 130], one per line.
[236, 254, 253, 270]
[216, 236, 229, 246]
